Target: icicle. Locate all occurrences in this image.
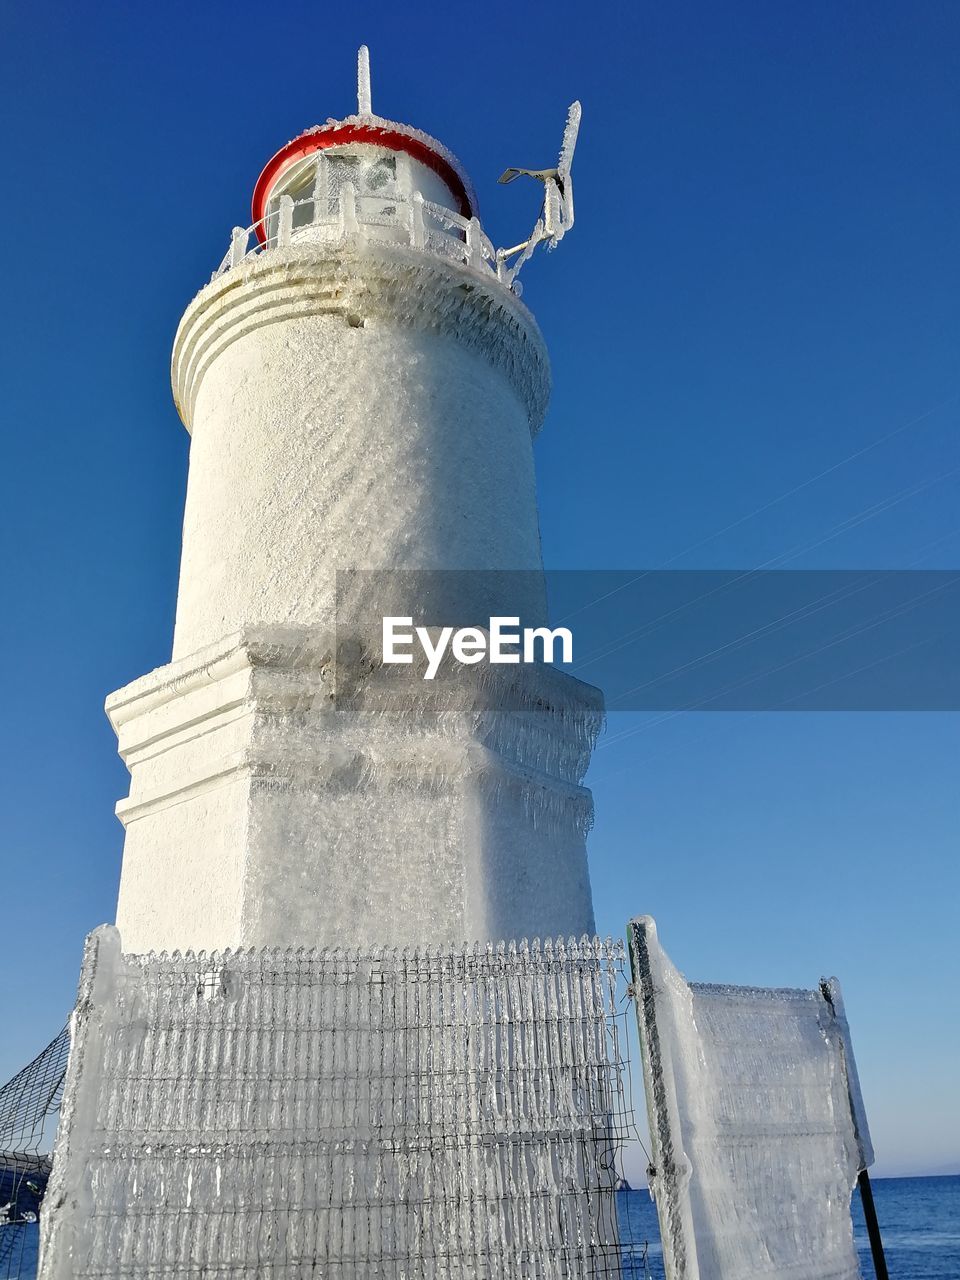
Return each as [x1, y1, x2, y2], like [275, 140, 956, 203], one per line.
[557, 101, 582, 182]
[228, 225, 248, 268]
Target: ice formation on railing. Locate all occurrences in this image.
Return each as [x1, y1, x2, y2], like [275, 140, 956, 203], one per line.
[629, 917, 872, 1280]
[40, 928, 632, 1279]
[215, 185, 500, 284]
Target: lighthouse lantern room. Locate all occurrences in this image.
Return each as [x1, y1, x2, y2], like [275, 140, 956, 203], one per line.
[220, 48, 578, 285]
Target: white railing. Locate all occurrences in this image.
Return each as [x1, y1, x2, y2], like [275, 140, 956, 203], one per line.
[213, 185, 512, 288]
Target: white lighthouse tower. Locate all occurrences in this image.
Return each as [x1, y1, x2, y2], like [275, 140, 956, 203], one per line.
[39, 58, 630, 1279]
[107, 49, 601, 955]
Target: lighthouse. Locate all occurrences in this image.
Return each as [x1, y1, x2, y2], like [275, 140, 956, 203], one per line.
[107, 48, 602, 955]
[38, 56, 630, 1279]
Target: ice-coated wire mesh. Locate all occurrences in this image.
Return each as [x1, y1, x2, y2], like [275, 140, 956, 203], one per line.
[0, 1025, 70, 1279]
[41, 928, 635, 1279]
[629, 918, 869, 1280]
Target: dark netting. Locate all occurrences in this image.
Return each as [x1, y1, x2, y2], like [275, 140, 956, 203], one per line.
[40, 929, 638, 1278]
[0, 1026, 70, 1279]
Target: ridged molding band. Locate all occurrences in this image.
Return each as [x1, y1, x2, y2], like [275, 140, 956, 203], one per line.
[171, 243, 551, 434]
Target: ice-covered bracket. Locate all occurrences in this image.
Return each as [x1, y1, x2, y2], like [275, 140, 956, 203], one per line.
[628, 916, 885, 1280]
[494, 98, 582, 287]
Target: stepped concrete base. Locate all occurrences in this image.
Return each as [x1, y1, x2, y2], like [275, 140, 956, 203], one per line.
[109, 626, 602, 953]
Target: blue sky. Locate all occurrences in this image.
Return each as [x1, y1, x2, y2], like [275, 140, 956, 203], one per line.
[1, 0, 957, 1177]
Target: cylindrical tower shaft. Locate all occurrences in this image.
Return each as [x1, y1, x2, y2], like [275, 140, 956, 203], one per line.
[170, 242, 550, 658]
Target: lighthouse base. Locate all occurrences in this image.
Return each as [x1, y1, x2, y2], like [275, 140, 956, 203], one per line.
[108, 626, 602, 954]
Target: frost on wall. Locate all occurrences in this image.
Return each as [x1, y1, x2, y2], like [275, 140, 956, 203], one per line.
[40, 928, 631, 1279]
[629, 917, 872, 1280]
[109, 625, 603, 952]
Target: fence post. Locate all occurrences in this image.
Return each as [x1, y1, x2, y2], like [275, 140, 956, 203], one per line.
[278, 195, 294, 248]
[857, 1170, 890, 1280]
[229, 226, 249, 268]
[341, 181, 358, 238]
[627, 917, 698, 1280]
[410, 191, 425, 250]
[313, 153, 329, 226]
[467, 216, 483, 269]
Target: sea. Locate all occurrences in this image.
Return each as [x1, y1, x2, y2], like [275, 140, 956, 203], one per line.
[617, 1174, 960, 1279]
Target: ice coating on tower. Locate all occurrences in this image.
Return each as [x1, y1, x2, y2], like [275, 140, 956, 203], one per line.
[109, 625, 601, 953]
[170, 248, 551, 652]
[106, 90, 600, 955]
[630, 918, 870, 1280]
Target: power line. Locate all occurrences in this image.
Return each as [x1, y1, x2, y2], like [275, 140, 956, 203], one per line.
[554, 392, 957, 629]
[592, 529, 960, 761]
[570, 461, 960, 676]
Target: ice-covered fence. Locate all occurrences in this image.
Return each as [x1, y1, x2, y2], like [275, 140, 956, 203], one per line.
[628, 917, 873, 1280]
[40, 927, 632, 1279]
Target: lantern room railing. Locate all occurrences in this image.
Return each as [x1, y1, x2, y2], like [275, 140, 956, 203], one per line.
[212, 185, 517, 290]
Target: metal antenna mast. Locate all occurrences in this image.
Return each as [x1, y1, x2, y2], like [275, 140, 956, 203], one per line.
[357, 45, 372, 116]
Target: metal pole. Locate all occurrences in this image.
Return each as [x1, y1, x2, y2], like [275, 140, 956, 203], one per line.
[857, 1168, 889, 1280]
